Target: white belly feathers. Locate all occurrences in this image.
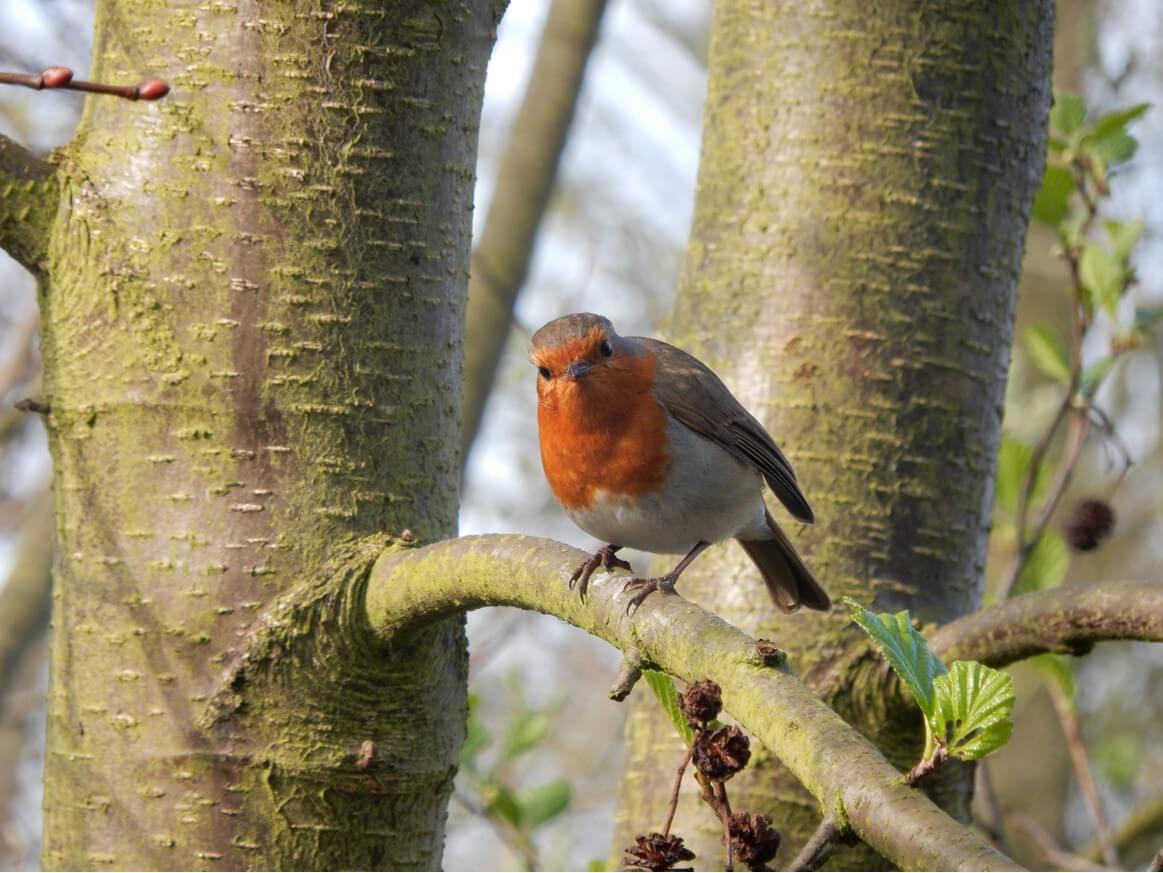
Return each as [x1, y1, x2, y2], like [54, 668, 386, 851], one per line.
[565, 416, 770, 554]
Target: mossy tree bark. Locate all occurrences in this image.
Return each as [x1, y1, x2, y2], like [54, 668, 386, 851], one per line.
[612, 1, 1053, 866]
[4, 0, 505, 867]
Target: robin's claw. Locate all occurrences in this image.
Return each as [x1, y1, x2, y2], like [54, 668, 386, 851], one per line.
[568, 544, 632, 600]
[622, 575, 678, 615]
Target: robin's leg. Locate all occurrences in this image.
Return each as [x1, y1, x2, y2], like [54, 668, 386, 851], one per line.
[623, 541, 710, 614]
[569, 544, 633, 599]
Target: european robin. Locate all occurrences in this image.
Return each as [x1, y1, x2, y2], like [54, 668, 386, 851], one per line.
[530, 312, 830, 613]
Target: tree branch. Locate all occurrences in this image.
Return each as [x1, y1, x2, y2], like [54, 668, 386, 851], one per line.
[367, 535, 1022, 872]
[0, 134, 58, 277]
[929, 580, 1163, 666]
[0, 492, 53, 700]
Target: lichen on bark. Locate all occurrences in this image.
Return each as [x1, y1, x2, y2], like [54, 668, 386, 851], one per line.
[36, 1, 503, 868]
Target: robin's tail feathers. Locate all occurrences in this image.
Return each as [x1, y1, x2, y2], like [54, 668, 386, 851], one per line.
[737, 513, 830, 613]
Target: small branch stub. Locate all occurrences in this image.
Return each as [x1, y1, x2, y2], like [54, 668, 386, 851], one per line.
[0, 67, 169, 101]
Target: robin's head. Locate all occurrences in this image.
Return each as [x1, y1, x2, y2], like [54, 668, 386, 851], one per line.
[529, 313, 643, 391]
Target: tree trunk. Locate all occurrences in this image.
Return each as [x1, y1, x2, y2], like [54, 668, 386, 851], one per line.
[34, 0, 503, 867]
[612, 0, 1053, 866]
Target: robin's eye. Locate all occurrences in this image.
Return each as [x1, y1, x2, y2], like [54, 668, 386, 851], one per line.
[599, 340, 613, 357]
[538, 366, 552, 379]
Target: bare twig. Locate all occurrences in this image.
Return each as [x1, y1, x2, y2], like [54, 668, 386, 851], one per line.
[974, 762, 1013, 857]
[0, 66, 169, 101]
[1047, 682, 1119, 868]
[452, 790, 540, 871]
[786, 817, 840, 872]
[1010, 813, 1114, 872]
[662, 745, 693, 837]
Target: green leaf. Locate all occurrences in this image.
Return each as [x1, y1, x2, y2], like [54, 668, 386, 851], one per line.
[500, 711, 552, 763]
[1091, 103, 1150, 139]
[587, 861, 608, 872]
[515, 779, 572, 828]
[643, 670, 695, 746]
[1018, 529, 1070, 593]
[1031, 164, 1075, 227]
[1080, 244, 1125, 315]
[1090, 129, 1138, 165]
[1031, 653, 1075, 699]
[1105, 218, 1144, 261]
[1134, 305, 1163, 332]
[932, 661, 1015, 760]
[845, 598, 946, 720]
[482, 783, 523, 828]
[1050, 92, 1087, 135]
[1080, 357, 1114, 397]
[994, 438, 1031, 513]
[1088, 104, 1150, 165]
[1025, 325, 1071, 382]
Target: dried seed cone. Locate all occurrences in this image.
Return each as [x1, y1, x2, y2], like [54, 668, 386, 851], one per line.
[679, 679, 722, 727]
[693, 725, 751, 781]
[728, 812, 782, 871]
[1065, 498, 1116, 551]
[623, 832, 696, 871]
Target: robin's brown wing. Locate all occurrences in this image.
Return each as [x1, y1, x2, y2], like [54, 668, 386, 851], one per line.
[634, 337, 814, 524]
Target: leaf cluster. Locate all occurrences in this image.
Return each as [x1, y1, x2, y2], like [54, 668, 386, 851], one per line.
[845, 599, 1015, 762]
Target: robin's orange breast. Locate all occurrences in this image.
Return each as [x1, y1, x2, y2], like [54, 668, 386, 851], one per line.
[537, 352, 670, 511]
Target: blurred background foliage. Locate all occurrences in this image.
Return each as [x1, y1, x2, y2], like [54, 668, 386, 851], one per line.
[0, 0, 1160, 869]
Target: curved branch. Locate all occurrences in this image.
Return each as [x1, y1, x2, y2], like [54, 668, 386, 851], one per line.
[368, 535, 1021, 872]
[929, 581, 1163, 666]
[0, 134, 58, 277]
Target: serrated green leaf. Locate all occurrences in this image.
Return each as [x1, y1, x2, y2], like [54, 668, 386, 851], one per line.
[1025, 325, 1072, 382]
[1050, 92, 1087, 135]
[643, 670, 695, 746]
[1031, 164, 1076, 227]
[1031, 653, 1076, 699]
[932, 661, 1015, 760]
[1080, 357, 1114, 397]
[1080, 244, 1125, 315]
[845, 598, 946, 720]
[1134, 305, 1163, 331]
[515, 779, 572, 828]
[1105, 218, 1145, 261]
[1091, 129, 1138, 165]
[482, 783, 523, 828]
[500, 711, 552, 763]
[1018, 529, 1070, 593]
[1091, 103, 1150, 140]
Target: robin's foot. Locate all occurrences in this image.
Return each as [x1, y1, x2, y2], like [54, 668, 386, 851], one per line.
[622, 573, 680, 614]
[569, 544, 632, 599]
[621, 541, 711, 615]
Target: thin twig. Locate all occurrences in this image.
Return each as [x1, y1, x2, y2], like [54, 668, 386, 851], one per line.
[452, 790, 540, 871]
[662, 745, 693, 837]
[0, 67, 168, 101]
[903, 743, 950, 786]
[713, 780, 733, 872]
[786, 817, 840, 872]
[1010, 813, 1115, 872]
[974, 761, 1013, 857]
[1046, 682, 1119, 868]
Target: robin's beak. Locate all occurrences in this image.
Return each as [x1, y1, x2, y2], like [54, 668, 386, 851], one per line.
[565, 360, 593, 380]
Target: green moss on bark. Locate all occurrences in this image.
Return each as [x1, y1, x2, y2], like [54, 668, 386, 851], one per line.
[38, 2, 502, 868]
[613, 0, 1054, 865]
